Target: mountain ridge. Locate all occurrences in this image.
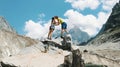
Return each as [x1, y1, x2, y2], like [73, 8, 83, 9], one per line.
[0, 16, 16, 33]
[87, 1, 120, 46]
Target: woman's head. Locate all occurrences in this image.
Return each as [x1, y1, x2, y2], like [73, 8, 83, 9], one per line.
[51, 16, 59, 25]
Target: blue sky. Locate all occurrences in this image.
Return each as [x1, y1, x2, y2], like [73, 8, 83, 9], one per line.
[0, 0, 119, 39]
[0, 0, 70, 33]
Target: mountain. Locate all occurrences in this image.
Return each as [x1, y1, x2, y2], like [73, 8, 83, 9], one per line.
[0, 16, 16, 33]
[1, 1, 120, 66]
[53, 26, 90, 45]
[87, 1, 120, 46]
[69, 26, 90, 45]
[0, 29, 38, 58]
[79, 2, 120, 67]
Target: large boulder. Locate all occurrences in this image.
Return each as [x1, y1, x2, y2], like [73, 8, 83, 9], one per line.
[59, 49, 85, 67]
[61, 34, 72, 51]
[41, 34, 72, 51]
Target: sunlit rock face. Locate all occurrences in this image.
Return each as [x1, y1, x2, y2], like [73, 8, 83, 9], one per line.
[0, 29, 38, 58]
[0, 16, 16, 33]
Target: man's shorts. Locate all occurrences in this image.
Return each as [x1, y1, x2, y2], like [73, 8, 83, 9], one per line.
[61, 22, 67, 29]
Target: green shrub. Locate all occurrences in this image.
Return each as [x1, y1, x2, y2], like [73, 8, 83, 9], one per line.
[85, 63, 107, 67]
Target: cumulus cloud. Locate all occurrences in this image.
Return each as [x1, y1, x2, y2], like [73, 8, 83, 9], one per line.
[65, 0, 100, 10]
[24, 0, 119, 39]
[24, 10, 110, 38]
[64, 0, 119, 36]
[65, 0, 119, 11]
[64, 9, 110, 36]
[24, 20, 50, 39]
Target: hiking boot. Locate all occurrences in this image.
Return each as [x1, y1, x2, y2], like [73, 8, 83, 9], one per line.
[47, 37, 52, 40]
[60, 36, 64, 38]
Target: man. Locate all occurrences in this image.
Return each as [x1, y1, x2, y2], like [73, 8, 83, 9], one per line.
[54, 16, 68, 38]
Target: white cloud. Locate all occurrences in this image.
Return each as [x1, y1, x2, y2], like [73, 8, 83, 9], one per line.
[24, 20, 50, 39]
[24, 10, 110, 38]
[64, 0, 119, 36]
[101, 0, 119, 11]
[64, 9, 110, 36]
[65, 0, 100, 10]
[24, 0, 118, 39]
[24, 16, 62, 39]
[65, 0, 119, 11]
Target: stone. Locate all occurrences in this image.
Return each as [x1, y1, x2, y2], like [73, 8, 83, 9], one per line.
[0, 61, 17, 67]
[60, 49, 85, 67]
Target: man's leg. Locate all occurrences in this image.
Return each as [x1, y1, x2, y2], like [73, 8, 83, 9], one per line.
[48, 30, 51, 39]
[61, 22, 67, 38]
[61, 29, 64, 38]
[64, 29, 68, 34]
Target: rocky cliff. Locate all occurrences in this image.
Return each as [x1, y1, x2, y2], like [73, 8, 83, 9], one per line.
[87, 1, 120, 45]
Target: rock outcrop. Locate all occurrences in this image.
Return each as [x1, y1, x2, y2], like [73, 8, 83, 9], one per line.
[82, 50, 120, 67]
[0, 29, 38, 58]
[0, 30, 73, 67]
[0, 16, 16, 33]
[42, 34, 72, 51]
[59, 49, 85, 67]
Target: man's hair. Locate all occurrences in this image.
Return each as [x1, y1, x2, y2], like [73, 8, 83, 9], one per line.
[54, 16, 58, 19]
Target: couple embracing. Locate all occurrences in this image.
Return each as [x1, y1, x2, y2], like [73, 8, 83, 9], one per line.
[47, 16, 68, 40]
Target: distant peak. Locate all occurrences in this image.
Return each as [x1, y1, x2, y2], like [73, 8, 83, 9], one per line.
[0, 16, 16, 33]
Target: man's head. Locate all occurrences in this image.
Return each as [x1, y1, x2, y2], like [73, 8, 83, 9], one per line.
[54, 16, 58, 19]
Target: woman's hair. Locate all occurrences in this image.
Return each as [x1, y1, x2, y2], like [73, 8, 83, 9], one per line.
[51, 16, 58, 22]
[51, 17, 54, 23]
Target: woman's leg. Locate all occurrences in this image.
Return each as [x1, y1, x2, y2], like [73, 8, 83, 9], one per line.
[48, 30, 54, 40]
[49, 29, 54, 39]
[48, 25, 54, 40]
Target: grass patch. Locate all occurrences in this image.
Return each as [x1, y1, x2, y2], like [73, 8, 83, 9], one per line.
[85, 63, 107, 67]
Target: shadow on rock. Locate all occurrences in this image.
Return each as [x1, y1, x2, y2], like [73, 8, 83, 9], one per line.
[0, 61, 17, 67]
[59, 49, 85, 67]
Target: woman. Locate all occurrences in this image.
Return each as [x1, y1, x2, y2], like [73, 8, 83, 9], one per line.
[54, 16, 68, 38]
[47, 17, 56, 40]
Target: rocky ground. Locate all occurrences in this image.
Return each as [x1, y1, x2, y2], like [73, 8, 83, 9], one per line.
[79, 42, 120, 67]
[0, 33, 120, 67]
[0, 35, 74, 67]
[1, 50, 65, 67]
